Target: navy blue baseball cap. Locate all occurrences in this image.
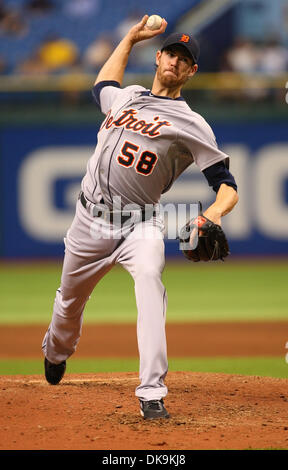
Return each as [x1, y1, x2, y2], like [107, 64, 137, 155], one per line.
[161, 33, 200, 64]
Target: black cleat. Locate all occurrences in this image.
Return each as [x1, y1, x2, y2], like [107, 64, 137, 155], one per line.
[139, 399, 170, 420]
[44, 357, 66, 385]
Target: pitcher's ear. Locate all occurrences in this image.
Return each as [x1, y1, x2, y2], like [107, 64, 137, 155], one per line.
[188, 63, 198, 78]
[155, 50, 162, 66]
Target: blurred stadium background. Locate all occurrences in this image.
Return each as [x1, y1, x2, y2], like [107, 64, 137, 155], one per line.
[0, 0, 287, 377]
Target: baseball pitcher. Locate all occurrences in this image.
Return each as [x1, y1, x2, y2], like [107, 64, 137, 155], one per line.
[42, 15, 238, 420]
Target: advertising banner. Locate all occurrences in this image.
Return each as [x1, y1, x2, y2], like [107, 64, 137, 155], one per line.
[1, 122, 287, 258]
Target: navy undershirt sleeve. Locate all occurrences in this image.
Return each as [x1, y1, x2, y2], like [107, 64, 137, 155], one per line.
[92, 80, 121, 108]
[202, 161, 237, 193]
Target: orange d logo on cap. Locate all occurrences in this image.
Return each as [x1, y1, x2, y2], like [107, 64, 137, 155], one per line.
[180, 34, 190, 43]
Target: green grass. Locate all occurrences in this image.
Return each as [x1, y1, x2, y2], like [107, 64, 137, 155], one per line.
[0, 259, 287, 324]
[0, 356, 287, 378]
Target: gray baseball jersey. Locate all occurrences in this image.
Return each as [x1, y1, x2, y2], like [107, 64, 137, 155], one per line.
[42, 82, 231, 403]
[82, 83, 229, 208]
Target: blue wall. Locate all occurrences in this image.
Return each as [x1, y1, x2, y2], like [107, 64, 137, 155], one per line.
[1, 120, 288, 258]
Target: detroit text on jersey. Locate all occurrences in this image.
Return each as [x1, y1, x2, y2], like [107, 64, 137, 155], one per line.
[100, 108, 172, 138]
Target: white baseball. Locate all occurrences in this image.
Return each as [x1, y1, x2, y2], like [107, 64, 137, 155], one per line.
[146, 15, 162, 31]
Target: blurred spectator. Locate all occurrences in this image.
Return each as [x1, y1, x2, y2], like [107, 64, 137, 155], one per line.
[219, 38, 263, 101]
[38, 36, 79, 71]
[25, 0, 55, 15]
[0, 1, 28, 37]
[17, 35, 79, 74]
[259, 38, 288, 76]
[219, 36, 288, 102]
[63, 0, 100, 18]
[258, 37, 288, 102]
[222, 38, 259, 74]
[222, 36, 288, 76]
[83, 34, 114, 71]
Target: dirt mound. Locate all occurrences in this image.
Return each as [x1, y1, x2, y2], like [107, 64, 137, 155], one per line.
[1, 371, 287, 450]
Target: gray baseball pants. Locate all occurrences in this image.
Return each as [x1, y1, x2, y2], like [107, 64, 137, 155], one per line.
[42, 198, 168, 401]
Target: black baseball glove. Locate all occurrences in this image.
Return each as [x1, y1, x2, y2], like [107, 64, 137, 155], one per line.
[178, 204, 230, 262]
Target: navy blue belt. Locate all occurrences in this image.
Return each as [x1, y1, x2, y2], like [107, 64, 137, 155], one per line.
[79, 191, 156, 223]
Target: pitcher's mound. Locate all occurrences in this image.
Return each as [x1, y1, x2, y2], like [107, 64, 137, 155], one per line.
[1, 371, 287, 450]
